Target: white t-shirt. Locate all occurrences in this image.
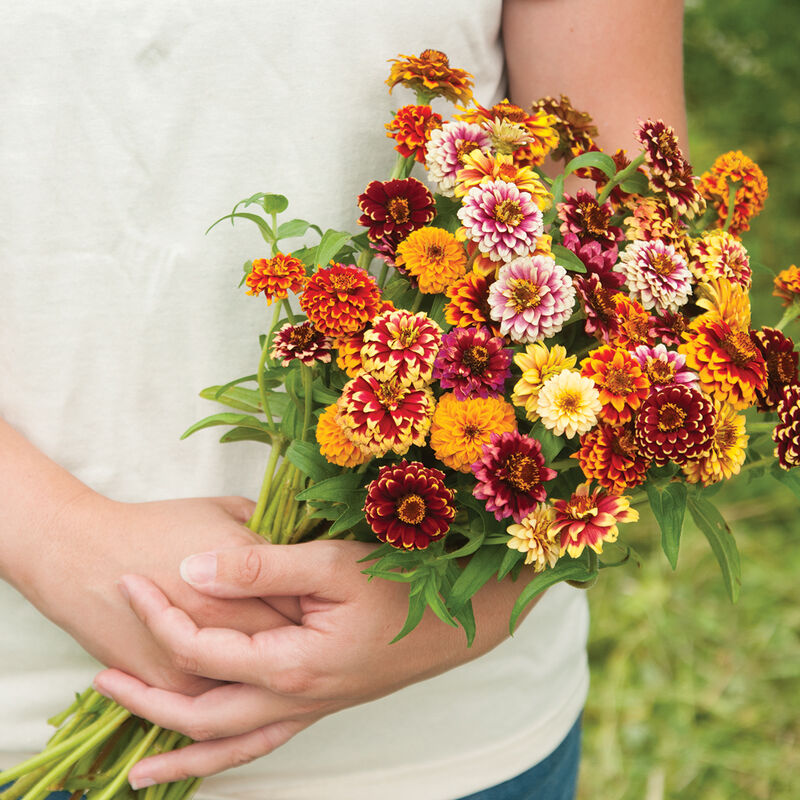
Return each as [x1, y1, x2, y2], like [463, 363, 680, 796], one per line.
[0, 3, 589, 798]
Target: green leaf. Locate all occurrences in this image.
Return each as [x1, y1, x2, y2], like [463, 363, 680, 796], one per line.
[328, 505, 367, 536]
[509, 556, 596, 634]
[770, 462, 800, 501]
[620, 171, 649, 195]
[218, 427, 273, 445]
[311, 383, 342, 405]
[276, 219, 312, 240]
[428, 292, 449, 328]
[313, 229, 353, 268]
[295, 472, 366, 503]
[261, 391, 291, 419]
[390, 591, 427, 643]
[448, 546, 505, 610]
[442, 528, 485, 560]
[210, 374, 258, 397]
[424, 577, 458, 628]
[687, 494, 741, 603]
[542, 175, 564, 226]
[750, 260, 776, 276]
[551, 244, 587, 274]
[646, 482, 688, 570]
[285, 440, 339, 483]
[181, 412, 273, 440]
[199, 385, 262, 413]
[531, 422, 565, 462]
[205, 212, 274, 243]
[564, 151, 617, 179]
[279, 399, 302, 439]
[382, 275, 417, 307]
[497, 546, 523, 580]
[261, 194, 289, 214]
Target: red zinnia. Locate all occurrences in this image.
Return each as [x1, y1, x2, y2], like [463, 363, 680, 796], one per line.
[575, 424, 651, 495]
[245, 253, 306, 304]
[773, 385, 800, 470]
[357, 177, 436, 242]
[364, 460, 456, 550]
[580, 345, 651, 426]
[750, 327, 799, 412]
[386, 104, 443, 162]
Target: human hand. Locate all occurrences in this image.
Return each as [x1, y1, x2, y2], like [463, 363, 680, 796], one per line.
[92, 539, 539, 788]
[22, 492, 297, 695]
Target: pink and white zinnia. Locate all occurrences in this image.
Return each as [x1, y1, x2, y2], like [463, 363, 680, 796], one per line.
[615, 239, 693, 314]
[458, 179, 544, 262]
[488, 255, 576, 343]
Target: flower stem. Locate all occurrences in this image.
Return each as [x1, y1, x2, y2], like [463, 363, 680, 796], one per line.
[88, 724, 162, 800]
[281, 298, 297, 324]
[597, 153, 646, 206]
[257, 332, 276, 430]
[248, 441, 282, 534]
[775, 301, 800, 331]
[301, 365, 314, 443]
[410, 291, 424, 313]
[377, 261, 390, 289]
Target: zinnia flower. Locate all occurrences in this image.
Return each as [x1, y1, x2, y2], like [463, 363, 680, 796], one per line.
[395, 226, 468, 294]
[445, 270, 495, 331]
[386, 104, 442, 163]
[535, 370, 602, 439]
[364, 460, 456, 550]
[454, 151, 551, 210]
[270, 321, 332, 366]
[773, 384, 800, 470]
[625, 196, 689, 249]
[750, 327, 800, 412]
[360, 309, 442, 387]
[698, 150, 768, 236]
[615, 239, 693, 315]
[357, 177, 436, 243]
[316, 404, 371, 468]
[531, 95, 598, 162]
[607, 294, 659, 350]
[557, 191, 622, 255]
[773, 264, 800, 307]
[679, 312, 767, 410]
[512, 342, 576, 420]
[631, 344, 699, 390]
[575, 424, 651, 495]
[472, 431, 557, 522]
[387, 50, 474, 104]
[425, 121, 492, 197]
[506, 504, 560, 571]
[574, 274, 622, 343]
[634, 384, 716, 466]
[550, 483, 639, 558]
[458, 179, 544, 262]
[300, 263, 382, 339]
[245, 253, 306, 303]
[337, 373, 434, 456]
[487, 255, 575, 343]
[429, 392, 517, 473]
[432, 326, 512, 400]
[682, 402, 748, 486]
[580, 345, 651, 426]
[690, 229, 751, 289]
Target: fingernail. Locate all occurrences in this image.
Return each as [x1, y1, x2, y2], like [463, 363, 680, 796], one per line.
[180, 553, 217, 585]
[130, 776, 156, 790]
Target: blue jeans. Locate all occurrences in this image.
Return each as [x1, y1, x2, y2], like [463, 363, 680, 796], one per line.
[455, 713, 582, 800]
[4, 714, 582, 800]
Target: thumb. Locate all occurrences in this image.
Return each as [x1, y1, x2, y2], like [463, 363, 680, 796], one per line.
[179, 541, 344, 599]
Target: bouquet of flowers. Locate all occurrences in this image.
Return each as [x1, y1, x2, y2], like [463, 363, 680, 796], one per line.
[3, 48, 798, 800]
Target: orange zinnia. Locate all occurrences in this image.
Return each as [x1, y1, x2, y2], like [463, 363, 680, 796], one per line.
[386, 50, 474, 104]
[395, 227, 467, 294]
[580, 345, 651, 426]
[245, 253, 306, 304]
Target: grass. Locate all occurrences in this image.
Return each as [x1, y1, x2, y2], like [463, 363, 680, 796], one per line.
[577, 476, 800, 800]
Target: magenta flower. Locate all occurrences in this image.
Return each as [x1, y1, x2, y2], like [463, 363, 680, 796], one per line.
[432, 326, 512, 400]
[615, 239, 693, 314]
[472, 431, 557, 522]
[457, 179, 543, 262]
[488, 255, 576, 343]
[270, 321, 332, 366]
[631, 344, 699, 390]
[557, 190, 622, 254]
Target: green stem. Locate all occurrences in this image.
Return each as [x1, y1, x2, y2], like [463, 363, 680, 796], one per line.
[597, 153, 646, 206]
[270, 212, 279, 256]
[259, 456, 292, 538]
[281, 297, 297, 325]
[746, 421, 777, 434]
[256, 330, 276, 429]
[775, 301, 800, 331]
[409, 291, 424, 313]
[88, 723, 162, 800]
[389, 153, 407, 180]
[46, 687, 94, 729]
[247, 442, 282, 533]
[377, 261, 390, 289]
[722, 180, 741, 232]
[357, 249, 372, 271]
[301, 366, 314, 443]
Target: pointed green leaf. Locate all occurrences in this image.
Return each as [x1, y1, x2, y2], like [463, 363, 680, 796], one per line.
[620, 171, 649, 195]
[313, 229, 353, 268]
[542, 174, 564, 226]
[448, 546, 505, 610]
[181, 412, 273, 440]
[564, 151, 617, 179]
[771, 462, 800, 501]
[285, 440, 339, 483]
[687, 493, 741, 603]
[295, 472, 366, 503]
[441, 529, 485, 560]
[218, 427, 273, 445]
[390, 591, 427, 643]
[276, 219, 312, 240]
[531, 422, 565, 462]
[206, 212, 274, 243]
[200, 385, 262, 413]
[646, 482, 688, 569]
[551, 244, 587, 274]
[497, 545, 523, 580]
[328, 505, 367, 536]
[424, 577, 458, 628]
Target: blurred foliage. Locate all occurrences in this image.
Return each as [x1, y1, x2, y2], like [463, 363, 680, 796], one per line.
[577, 5, 800, 797]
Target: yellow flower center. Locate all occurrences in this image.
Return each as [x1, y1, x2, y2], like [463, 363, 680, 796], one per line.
[611, 429, 637, 459]
[715, 420, 738, 451]
[456, 140, 482, 163]
[504, 453, 540, 492]
[396, 493, 427, 525]
[650, 252, 676, 276]
[288, 325, 316, 349]
[577, 200, 610, 237]
[556, 390, 582, 414]
[509, 279, 541, 312]
[393, 325, 419, 348]
[657, 402, 687, 432]
[463, 344, 490, 374]
[376, 378, 404, 408]
[387, 196, 410, 224]
[492, 103, 527, 123]
[330, 273, 358, 292]
[646, 358, 676, 384]
[768, 351, 795, 384]
[602, 367, 634, 396]
[721, 330, 759, 366]
[656, 130, 678, 159]
[493, 198, 523, 227]
[565, 494, 599, 520]
[420, 48, 448, 65]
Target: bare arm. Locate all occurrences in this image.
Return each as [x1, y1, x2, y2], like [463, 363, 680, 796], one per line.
[503, 0, 688, 154]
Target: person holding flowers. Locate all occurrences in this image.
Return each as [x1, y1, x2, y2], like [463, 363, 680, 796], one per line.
[1, 2, 691, 799]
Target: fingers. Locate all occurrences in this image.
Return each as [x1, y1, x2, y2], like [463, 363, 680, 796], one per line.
[92, 670, 307, 740]
[214, 495, 257, 525]
[178, 540, 346, 600]
[127, 719, 310, 789]
[119, 574, 310, 687]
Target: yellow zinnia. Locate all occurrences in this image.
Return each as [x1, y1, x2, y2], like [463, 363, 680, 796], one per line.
[512, 343, 576, 420]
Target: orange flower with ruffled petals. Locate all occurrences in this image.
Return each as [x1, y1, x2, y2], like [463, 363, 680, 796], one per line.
[396, 227, 467, 294]
[455, 152, 551, 211]
[386, 104, 442, 163]
[245, 253, 306, 304]
[774, 265, 800, 307]
[387, 50, 474, 104]
[574, 424, 651, 495]
[316, 404, 371, 468]
[580, 345, 651, 425]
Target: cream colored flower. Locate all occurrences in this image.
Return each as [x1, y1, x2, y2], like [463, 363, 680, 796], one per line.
[506, 504, 560, 571]
[536, 370, 602, 438]
[512, 343, 576, 420]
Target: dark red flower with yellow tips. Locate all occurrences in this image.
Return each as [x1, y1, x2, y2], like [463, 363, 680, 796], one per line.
[245, 253, 306, 304]
[472, 431, 556, 523]
[751, 327, 799, 412]
[300, 263, 382, 339]
[386, 50, 474, 105]
[773, 385, 800, 470]
[357, 177, 435, 242]
[575, 423, 651, 494]
[678, 313, 767, 410]
[364, 460, 455, 550]
[634, 384, 715, 466]
[386, 104, 443, 163]
[557, 191, 622, 254]
[698, 150, 768, 236]
[581, 344, 651, 425]
[445, 270, 498, 334]
[574, 274, 620, 342]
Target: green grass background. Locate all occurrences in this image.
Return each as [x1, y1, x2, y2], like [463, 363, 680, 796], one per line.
[577, 3, 799, 797]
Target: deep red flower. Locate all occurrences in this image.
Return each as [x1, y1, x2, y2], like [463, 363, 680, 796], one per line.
[558, 190, 623, 254]
[773, 385, 800, 470]
[751, 327, 800, 412]
[357, 178, 435, 242]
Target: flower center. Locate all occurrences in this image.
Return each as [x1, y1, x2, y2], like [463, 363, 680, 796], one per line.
[504, 452, 540, 492]
[463, 344, 490, 373]
[330, 273, 358, 292]
[556, 390, 582, 414]
[620, 315, 652, 345]
[588, 284, 616, 323]
[387, 196, 410, 224]
[603, 367, 634, 396]
[721, 330, 759, 366]
[611, 429, 637, 459]
[565, 494, 598, 520]
[394, 325, 419, 348]
[646, 358, 676, 385]
[456, 139, 482, 163]
[396, 493, 427, 525]
[493, 198, 523, 227]
[492, 103, 527, 123]
[657, 402, 687, 431]
[288, 324, 316, 349]
[715, 420, 738, 451]
[463, 423, 482, 439]
[425, 243, 446, 263]
[420, 48, 448, 64]
[650, 252, 676, 276]
[768, 351, 796, 384]
[376, 378, 404, 408]
[656, 130, 678, 160]
[578, 201, 610, 237]
[509, 279, 541, 312]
